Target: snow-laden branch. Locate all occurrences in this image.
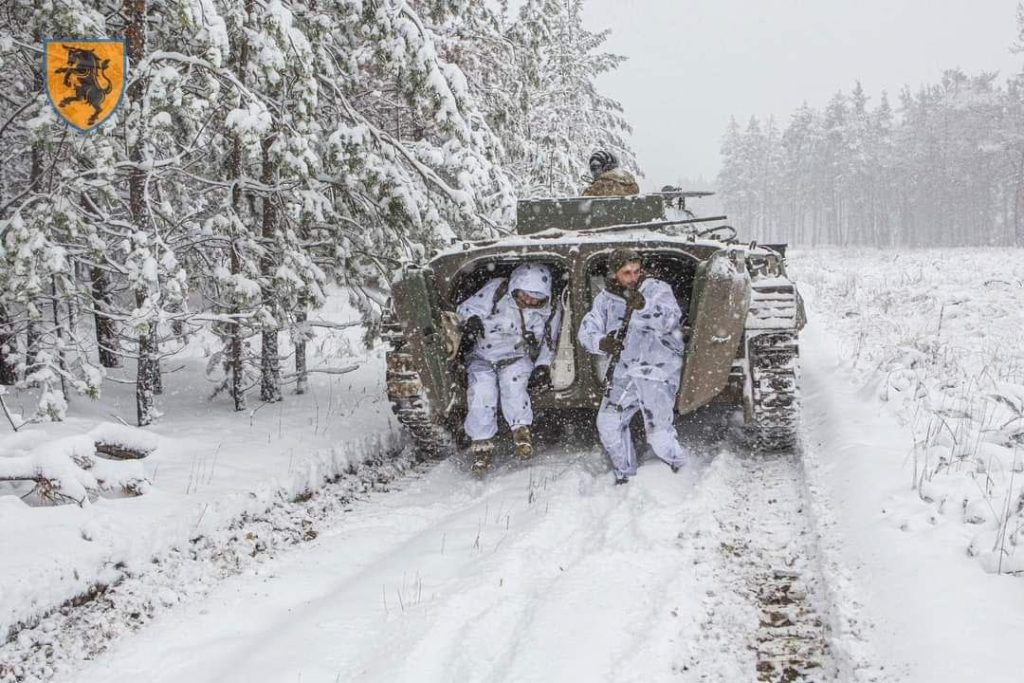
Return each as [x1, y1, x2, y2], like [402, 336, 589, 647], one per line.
[315, 75, 471, 210]
[306, 320, 362, 330]
[281, 364, 360, 379]
[0, 432, 152, 507]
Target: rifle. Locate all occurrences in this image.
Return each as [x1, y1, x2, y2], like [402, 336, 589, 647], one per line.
[450, 316, 480, 389]
[602, 303, 636, 399]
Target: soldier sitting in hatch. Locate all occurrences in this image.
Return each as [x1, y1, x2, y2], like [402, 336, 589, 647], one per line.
[456, 263, 563, 475]
[582, 150, 640, 197]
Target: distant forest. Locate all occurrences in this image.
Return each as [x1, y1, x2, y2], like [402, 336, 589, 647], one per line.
[717, 70, 1024, 248]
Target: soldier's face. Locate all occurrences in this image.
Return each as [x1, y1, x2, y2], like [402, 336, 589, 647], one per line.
[590, 160, 603, 179]
[613, 261, 642, 289]
[515, 291, 547, 309]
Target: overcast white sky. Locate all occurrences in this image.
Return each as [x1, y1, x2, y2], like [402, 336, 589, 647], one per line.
[583, 0, 1022, 190]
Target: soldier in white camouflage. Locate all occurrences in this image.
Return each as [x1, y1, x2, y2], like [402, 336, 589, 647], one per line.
[582, 150, 640, 197]
[578, 248, 688, 484]
[456, 263, 563, 475]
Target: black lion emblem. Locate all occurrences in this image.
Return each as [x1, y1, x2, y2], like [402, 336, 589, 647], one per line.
[54, 46, 113, 125]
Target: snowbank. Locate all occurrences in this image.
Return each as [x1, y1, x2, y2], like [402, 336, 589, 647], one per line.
[0, 292, 402, 648]
[792, 247, 1024, 575]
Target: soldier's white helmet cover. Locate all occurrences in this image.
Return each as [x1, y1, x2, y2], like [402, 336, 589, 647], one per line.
[508, 262, 553, 303]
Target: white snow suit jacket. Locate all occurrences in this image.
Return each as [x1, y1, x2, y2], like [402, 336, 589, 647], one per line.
[457, 263, 562, 368]
[578, 277, 685, 382]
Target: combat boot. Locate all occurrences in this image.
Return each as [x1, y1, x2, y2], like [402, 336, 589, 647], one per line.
[470, 439, 495, 476]
[512, 426, 533, 460]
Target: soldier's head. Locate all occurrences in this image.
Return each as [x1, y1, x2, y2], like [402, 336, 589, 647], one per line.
[509, 263, 553, 309]
[589, 150, 619, 180]
[607, 248, 643, 289]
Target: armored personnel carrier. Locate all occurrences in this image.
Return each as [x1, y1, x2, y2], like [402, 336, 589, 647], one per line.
[382, 192, 805, 460]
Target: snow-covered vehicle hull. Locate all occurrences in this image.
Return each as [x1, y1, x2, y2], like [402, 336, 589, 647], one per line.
[383, 194, 805, 459]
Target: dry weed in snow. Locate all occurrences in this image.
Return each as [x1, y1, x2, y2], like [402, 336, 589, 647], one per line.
[791, 248, 1024, 573]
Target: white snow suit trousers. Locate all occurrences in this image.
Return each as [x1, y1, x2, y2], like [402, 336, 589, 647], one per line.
[464, 356, 535, 441]
[596, 375, 686, 478]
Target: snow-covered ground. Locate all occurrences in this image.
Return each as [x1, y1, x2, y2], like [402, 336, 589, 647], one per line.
[790, 248, 1024, 682]
[60, 431, 856, 683]
[792, 248, 1024, 574]
[0, 292, 403, 678]
[4, 248, 1024, 683]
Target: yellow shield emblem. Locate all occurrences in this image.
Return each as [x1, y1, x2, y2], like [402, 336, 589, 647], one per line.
[44, 38, 126, 133]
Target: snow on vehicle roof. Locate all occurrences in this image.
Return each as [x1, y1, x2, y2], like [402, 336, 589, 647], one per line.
[430, 228, 755, 262]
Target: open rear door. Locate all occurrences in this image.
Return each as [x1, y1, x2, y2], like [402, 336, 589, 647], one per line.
[676, 250, 751, 415]
[388, 266, 453, 415]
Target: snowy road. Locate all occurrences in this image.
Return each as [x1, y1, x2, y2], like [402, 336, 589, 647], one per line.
[62, 407, 860, 683]
[12, 253, 1024, 682]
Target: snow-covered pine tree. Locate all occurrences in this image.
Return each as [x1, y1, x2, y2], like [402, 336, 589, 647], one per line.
[249, 0, 324, 403]
[502, 0, 636, 197]
[203, 0, 266, 412]
[778, 104, 821, 244]
[867, 91, 896, 247]
[716, 117, 744, 225]
[307, 0, 515, 270]
[124, 0, 161, 425]
[718, 116, 773, 238]
[1005, 74, 1024, 245]
[0, 0, 107, 420]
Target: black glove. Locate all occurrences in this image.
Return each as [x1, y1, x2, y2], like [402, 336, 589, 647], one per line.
[598, 334, 624, 355]
[527, 365, 552, 393]
[625, 289, 646, 311]
[461, 315, 484, 345]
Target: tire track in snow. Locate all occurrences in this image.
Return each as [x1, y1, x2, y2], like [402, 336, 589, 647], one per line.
[355, 445, 719, 683]
[344, 453, 664, 681]
[674, 450, 838, 682]
[479, 461, 710, 682]
[60, 410, 872, 683]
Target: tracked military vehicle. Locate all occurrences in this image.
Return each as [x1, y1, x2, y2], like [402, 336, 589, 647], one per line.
[382, 192, 805, 459]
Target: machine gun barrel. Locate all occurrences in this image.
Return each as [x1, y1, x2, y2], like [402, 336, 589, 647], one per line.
[576, 215, 728, 236]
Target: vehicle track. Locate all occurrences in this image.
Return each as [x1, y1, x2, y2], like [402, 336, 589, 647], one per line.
[676, 447, 837, 682]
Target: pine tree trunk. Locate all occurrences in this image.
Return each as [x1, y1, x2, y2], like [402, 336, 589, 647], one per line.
[1015, 149, 1024, 246]
[127, 0, 155, 426]
[24, 320, 40, 377]
[260, 329, 280, 402]
[51, 277, 68, 402]
[259, 133, 281, 403]
[91, 266, 122, 368]
[225, 177, 244, 412]
[149, 326, 162, 395]
[23, 139, 45, 380]
[295, 307, 308, 395]
[0, 304, 15, 385]
[135, 292, 155, 426]
[67, 270, 79, 337]
[226, 0, 254, 412]
[229, 140, 247, 412]
[230, 332, 245, 410]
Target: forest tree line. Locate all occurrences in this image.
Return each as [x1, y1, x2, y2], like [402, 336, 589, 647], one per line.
[0, 0, 635, 425]
[717, 69, 1024, 248]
